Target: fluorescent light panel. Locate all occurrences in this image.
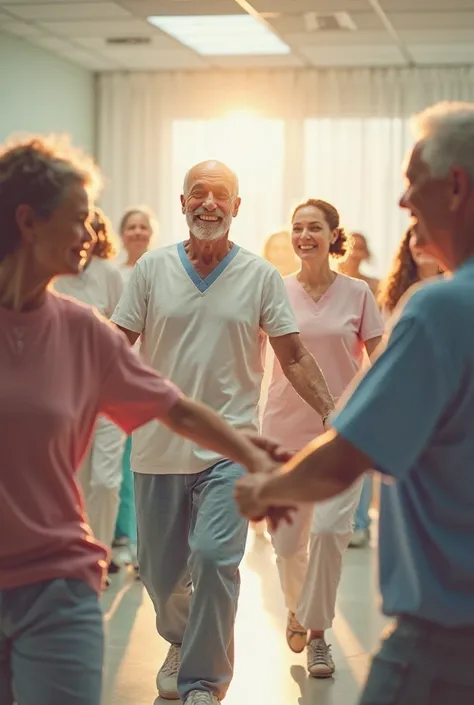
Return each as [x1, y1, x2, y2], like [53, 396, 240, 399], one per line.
[147, 15, 290, 56]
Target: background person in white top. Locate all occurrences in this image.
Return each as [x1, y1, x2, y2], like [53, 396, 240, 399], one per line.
[112, 160, 335, 705]
[117, 205, 155, 284]
[113, 205, 156, 572]
[54, 208, 126, 570]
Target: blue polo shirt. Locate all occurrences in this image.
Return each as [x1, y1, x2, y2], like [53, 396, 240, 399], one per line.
[332, 258, 474, 627]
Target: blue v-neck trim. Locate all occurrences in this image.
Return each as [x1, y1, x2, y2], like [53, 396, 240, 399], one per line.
[177, 241, 240, 293]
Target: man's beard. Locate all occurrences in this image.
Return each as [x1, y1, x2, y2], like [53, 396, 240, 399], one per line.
[186, 210, 232, 241]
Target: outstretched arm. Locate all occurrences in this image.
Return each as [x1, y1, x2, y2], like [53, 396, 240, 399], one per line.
[234, 430, 371, 519]
[161, 395, 284, 477]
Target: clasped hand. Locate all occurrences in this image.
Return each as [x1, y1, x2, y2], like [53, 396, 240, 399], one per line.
[240, 434, 297, 531]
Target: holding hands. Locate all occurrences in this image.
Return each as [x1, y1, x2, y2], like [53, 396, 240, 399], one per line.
[239, 434, 297, 530]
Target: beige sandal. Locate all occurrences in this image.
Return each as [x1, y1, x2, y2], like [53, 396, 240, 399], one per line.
[286, 611, 308, 653]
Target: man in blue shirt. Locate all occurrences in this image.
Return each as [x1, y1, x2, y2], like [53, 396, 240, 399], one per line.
[234, 100, 474, 705]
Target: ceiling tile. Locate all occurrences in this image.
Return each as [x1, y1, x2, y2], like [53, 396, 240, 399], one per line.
[2, 2, 131, 21]
[210, 53, 305, 68]
[374, 0, 474, 10]
[56, 47, 121, 70]
[409, 42, 474, 64]
[251, 0, 370, 12]
[117, 0, 242, 18]
[300, 43, 407, 68]
[269, 12, 384, 35]
[388, 11, 474, 30]
[27, 35, 72, 52]
[399, 28, 474, 43]
[98, 46, 209, 70]
[0, 21, 42, 37]
[74, 34, 180, 51]
[2, 0, 473, 72]
[37, 19, 159, 37]
[0, 0, 102, 3]
[284, 30, 395, 47]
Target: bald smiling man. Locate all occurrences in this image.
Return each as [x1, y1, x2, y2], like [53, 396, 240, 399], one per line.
[112, 160, 334, 705]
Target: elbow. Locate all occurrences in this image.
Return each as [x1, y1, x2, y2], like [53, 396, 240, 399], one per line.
[162, 395, 196, 434]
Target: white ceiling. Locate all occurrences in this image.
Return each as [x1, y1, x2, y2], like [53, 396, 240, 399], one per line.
[1, 0, 474, 71]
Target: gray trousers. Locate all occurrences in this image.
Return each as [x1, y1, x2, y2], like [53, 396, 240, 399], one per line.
[360, 615, 474, 705]
[134, 460, 248, 701]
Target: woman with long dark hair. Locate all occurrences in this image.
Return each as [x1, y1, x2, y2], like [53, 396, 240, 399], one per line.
[379, 227, 442, 316]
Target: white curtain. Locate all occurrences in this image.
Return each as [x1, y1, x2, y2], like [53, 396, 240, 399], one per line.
[303, 117, 413, 276]
[97, 67, 474, 276]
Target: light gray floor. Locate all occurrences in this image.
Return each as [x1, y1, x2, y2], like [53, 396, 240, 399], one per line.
[102, 530, 389, 705]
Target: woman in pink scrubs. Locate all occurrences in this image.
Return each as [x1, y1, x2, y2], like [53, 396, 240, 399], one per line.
[0, 136, 281, 705]
[262, 199, 384, 678]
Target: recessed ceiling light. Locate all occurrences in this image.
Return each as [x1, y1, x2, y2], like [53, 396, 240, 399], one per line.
[147, 15, 290, 56]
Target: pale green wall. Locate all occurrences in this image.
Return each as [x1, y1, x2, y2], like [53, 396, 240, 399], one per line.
[0, 31, 95, 153]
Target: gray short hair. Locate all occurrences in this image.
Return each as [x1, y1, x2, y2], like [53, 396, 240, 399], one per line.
[0, 134, 101, 261]
[413, 101, 474, 181]
[183, 160, 239, 197]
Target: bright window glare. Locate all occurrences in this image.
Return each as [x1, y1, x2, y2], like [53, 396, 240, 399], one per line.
[171, 115, 286, 252]
[304, 118, 412, 275]
[147, 15, 291, 55]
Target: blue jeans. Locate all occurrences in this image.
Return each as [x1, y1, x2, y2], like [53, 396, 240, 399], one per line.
[359, 615, 474, 705]
[0, 578, 103, 705]
[354, 474, 373, 532]
[134, 460, 249, 702]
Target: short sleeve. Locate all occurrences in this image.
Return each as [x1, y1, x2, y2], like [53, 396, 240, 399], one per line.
[260, 268, 299, 338]
[94, 316, 180, 434]
[105, 266, 124, 319]
[332, 314, 456, 480]
[111, 261, 147, 334]
[359, 286, 385, 341]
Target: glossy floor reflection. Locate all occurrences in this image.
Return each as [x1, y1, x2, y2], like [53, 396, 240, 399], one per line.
[103, 529, 389, 705]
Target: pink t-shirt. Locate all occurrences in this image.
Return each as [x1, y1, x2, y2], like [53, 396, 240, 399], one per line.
[262, 274, 384, 451]
[0, 292, 180, 593]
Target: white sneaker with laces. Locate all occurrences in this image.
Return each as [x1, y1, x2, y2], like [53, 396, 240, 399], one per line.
[307, 638, 335, 678]
[156, 644, 181, 700]
[185, 690, 219, 705]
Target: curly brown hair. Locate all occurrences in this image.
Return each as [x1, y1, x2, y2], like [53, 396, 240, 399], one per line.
[292, 198, 348, 258]
[378, 229, 421, 313]
[90, 207, 116, 260]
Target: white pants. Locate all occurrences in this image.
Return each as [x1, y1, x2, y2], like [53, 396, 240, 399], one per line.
[272, 478, 362, 631]
[78, 416, 125, 550]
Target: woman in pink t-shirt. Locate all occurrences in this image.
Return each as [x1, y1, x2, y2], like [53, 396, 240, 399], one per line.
[0, 137, 282, 705]
[262, 199, 384, 678]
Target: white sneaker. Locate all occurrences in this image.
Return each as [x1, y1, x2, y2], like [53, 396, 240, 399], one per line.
[286, 611, 307, 654]
[185, 691, 219, 705]
[156, 645, 181, 700]
[349, 528, 370, 548]
[307, 638, 335, 678]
